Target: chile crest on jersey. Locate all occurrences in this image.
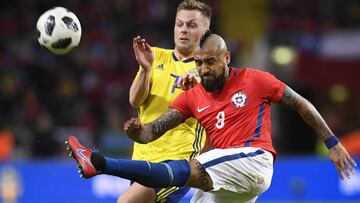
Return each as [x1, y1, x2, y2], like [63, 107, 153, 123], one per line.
[231, 92, 247, 108]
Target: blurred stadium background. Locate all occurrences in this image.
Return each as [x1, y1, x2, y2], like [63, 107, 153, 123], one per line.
[0, 0, 359, 202]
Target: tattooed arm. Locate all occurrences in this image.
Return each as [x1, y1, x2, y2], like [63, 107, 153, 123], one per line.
[278, 86, 333, 141]
[278, 85, 357, 179]
[124, 108, 184, 144]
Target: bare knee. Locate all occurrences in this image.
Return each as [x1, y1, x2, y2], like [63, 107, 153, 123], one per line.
[117, 183, 156, 203]
[186, 159, 213, 191]
[117, 194, 135, 203]
[117, 191, 155, 203]
[117, 194, 127, 203]
[117, 193, 136, 203]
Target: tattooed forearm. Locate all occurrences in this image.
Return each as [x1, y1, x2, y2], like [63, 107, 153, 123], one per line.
[279, 86, 333, 140]
[151, 108, 183, 137]
[140, 108, 183, 142]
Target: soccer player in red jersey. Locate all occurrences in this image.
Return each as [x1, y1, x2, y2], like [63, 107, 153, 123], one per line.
[66, 32, 356, 203]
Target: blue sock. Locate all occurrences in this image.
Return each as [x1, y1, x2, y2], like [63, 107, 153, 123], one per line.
[103, 158, 190, 188]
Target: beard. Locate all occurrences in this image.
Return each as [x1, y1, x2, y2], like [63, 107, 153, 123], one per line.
[200, 72, 226, 92]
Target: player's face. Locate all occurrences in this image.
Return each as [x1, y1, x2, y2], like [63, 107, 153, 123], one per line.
[194, 49, 231, 92]
[174, 10, 209, 55]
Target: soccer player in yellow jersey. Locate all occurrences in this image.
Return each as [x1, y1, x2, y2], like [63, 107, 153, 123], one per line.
[118, 1, 212, 202]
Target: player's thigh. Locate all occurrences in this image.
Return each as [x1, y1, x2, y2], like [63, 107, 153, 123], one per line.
[155, 186, 190, 203]
[190, 189, 216, 203]
[187, 159, 213, 191]
[117, 182, 156, 203]
[194, 147, 274, 195]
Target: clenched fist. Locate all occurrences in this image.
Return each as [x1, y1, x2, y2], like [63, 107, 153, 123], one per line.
[124, 117, 143, 141]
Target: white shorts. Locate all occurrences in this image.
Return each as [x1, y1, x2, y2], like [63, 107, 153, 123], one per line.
[191, 147, 274, 203]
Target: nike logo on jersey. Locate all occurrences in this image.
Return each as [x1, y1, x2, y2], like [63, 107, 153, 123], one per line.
[77, 149, 89, 162]
[197, 106, 209, 112]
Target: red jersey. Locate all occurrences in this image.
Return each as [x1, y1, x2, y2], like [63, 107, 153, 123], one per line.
[170, 67, 285, 157]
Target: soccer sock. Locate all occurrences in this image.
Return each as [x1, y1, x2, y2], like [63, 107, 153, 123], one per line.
[91, 152, 106, 172]
[94, 156, 191, 188]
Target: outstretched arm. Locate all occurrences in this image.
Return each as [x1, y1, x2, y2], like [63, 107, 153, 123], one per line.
[124, 108, 184, 144]
[278, 86, 357, 179]
[129, 36, 154, 108]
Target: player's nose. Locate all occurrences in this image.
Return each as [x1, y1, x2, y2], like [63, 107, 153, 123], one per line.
[179, 25, 189, 34]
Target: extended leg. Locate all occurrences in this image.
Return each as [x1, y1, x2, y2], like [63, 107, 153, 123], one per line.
[66, 135, 191, 188]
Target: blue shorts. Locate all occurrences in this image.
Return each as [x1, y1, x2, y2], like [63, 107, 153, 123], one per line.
[154, 186, 190, 203]
[129, 181, 190, 203]
[130, 159, 191, 203]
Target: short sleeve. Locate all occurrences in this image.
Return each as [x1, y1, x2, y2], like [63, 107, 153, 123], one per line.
[170, 91, 193, 120]
[133, 47, 160, 82]
[253, 70, 286, 103]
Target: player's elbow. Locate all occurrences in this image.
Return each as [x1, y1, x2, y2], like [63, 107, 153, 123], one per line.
[129, 96, 143, 108]
[129, 99, 140, 108]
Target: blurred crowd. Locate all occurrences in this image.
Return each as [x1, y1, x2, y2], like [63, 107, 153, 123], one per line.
[266, 0, 360, 154]
[0, 0, 359, 160]
[0, 0, 188, 159]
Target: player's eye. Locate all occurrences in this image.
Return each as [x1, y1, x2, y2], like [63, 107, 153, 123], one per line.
[206, 59, 215, 65]
[188, 23, 198, 28]
[195, 60, 203, 66]
[176, 22, 183, 27]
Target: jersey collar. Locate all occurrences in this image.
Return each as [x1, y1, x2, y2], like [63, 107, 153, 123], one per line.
[172, 52, 194, 63]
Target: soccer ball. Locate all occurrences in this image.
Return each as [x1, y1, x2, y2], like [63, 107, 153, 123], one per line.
[36, 7, 82, 55]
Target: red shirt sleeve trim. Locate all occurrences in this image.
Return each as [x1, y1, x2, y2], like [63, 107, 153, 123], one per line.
[272, 83, 286, 103]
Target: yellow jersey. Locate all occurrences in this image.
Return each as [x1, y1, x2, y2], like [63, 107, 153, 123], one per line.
[132, 47, 205, 162]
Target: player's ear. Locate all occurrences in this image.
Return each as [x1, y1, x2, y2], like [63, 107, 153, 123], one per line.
[225, 51, 231, 65]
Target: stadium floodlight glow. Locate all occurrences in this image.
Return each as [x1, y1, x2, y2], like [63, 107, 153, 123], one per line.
[329, 84, 350, 103]
[271, 46, 295, 66]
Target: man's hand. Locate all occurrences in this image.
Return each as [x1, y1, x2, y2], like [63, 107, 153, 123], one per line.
[133, 36, 154, 71]
[124, 117, 143, 141]
[329, 143, 357, 180]
[174, 72, 198, 90]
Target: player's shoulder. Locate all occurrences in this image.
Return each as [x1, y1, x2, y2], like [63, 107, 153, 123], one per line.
[242, 67, 266, 74]
[151, 47, 173, 55]
[151, 47, 174, 62]
[238, 67, 275, 79]
[185, 83, 203, 98]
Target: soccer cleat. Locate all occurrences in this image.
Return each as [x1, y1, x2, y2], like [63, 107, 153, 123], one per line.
[65, 135, 98, 178]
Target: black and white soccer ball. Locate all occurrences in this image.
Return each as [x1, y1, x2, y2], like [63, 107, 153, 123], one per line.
[37, 7, 81, 55]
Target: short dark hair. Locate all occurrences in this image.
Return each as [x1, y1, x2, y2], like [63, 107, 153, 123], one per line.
[199, 30, 212, 48]
[177, 0, 212, 19]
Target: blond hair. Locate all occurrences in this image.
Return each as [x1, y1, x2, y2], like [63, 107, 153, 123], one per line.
[177, 0, 212, 20]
